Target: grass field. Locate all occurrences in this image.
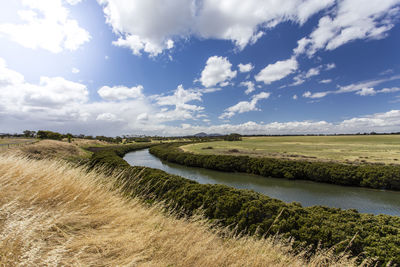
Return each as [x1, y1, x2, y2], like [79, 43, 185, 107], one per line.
[181, 135, 400, 164]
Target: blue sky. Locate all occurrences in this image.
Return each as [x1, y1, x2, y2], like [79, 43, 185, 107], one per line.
[0, 0, 400, 136]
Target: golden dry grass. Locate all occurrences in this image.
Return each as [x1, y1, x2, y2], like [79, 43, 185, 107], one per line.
[0, 154, 358, 266]
[69, 138, 110, 147]
[10, 139, 90, 160]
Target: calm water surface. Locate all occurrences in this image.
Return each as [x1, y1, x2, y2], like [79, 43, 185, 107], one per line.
[124, 149, 400, 216]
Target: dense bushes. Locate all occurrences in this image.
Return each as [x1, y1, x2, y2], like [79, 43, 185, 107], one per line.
[87, 144, 400, 265]
[224, 133, 242, 141]
[37, 130, 63, 140]
[149, 143, 400, 190]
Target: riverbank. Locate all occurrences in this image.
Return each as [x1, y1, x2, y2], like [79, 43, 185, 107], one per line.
[2, 153, 351, 266]
[150, 143, 400, 190]
[87, 143, 399, 265]
[124, 149, 400, 216]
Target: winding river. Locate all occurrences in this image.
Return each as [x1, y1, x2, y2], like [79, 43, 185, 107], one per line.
[124, 149, 400, 216]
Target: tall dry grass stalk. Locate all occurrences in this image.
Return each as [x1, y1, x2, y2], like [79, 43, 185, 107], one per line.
[0, 154, 357, 266]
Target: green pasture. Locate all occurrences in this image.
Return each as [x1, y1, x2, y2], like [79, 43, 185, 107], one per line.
[181, 135, 400, 164]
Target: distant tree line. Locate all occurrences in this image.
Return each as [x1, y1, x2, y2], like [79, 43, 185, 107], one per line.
[86, 143, 400, 266]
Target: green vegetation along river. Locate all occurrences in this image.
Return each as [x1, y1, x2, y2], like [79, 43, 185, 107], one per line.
[124, 149, 400, 216]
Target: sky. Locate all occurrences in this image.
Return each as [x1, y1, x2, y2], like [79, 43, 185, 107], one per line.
[0, 0, 400, 136]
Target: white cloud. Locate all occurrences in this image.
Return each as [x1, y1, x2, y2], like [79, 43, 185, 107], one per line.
[219, 92, 270, 119]
[200, 56, 237, 87]
[0, 0, 90, 53]
[2, 58, 400, 136]
[240, 81, 255, 95]
[325, 63, 336, 70]
[303, 75, 400, 99]
[154, 84, 205, 122]
[357, 87, 400, 96]
[319, 79, 332, 84]
[98, 85, 144, 101]
[0, 58, 24, 86]
[293, 94, 298, 100]
[294, 0, 400, 57]
[238, 63, 254, 73]
[290, 63, 335, 86]
[255, 57, 298, 85]
[98, 0, 335, 56]
[72, 67, 80, 74]
[98, 0, 191, 56]
[305, 67, 320, 78]
[146, 109, 400, 136]
[65, 0, 82, 5]
[96, 112, 120, 122]
[302, 91, 329, 99]
[356, 87, 376, 96]
[137, 113, 149, 121]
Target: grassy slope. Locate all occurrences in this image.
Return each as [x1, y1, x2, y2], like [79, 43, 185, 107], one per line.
[0, 153, 356, 266]
[182, 135, 400, 165]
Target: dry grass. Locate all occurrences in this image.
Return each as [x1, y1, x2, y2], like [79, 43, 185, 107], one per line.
[10, 140, 91, 160]
[0, 154, 358, 266]
[69, 138, 110, 147]
[182, 135, 400, 165]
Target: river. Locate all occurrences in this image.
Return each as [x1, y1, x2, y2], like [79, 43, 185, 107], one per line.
[124, 149, 400, 216]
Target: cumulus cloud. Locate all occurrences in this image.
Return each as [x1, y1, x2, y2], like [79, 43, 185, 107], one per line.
[255, 57, 298, 85]
[219, 92, 270, 119]
[240, 81, 256, 95]
[0, 0, 90, 53]
[98, 0, 335, 56]
[96, 112, 120, 122]
[238, 63, 254, 73]
[153, 84, 205, 122]
[294, 0, 400, 57]
[72, 67, 80, 74]
[139, 109, 400, 136]
[200, 56, 237, 87]
[2, 57, 400, 136]
[98, 85, 144, 101]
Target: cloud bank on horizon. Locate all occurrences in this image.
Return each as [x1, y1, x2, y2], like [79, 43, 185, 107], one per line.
[0, 0, 399, 136]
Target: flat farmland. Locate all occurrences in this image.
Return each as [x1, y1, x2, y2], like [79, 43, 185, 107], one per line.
[181, 135, 400, 164]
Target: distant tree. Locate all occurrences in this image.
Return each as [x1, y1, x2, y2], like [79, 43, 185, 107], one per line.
[37, 130, 63, 140]
[224, 133, 242, 141]
[65, 133, 73, 143]
[23, 130, 36, 138]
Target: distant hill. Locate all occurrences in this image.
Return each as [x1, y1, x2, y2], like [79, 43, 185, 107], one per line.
[193, 132, 223, 137]
[193, 132, 208, 137]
